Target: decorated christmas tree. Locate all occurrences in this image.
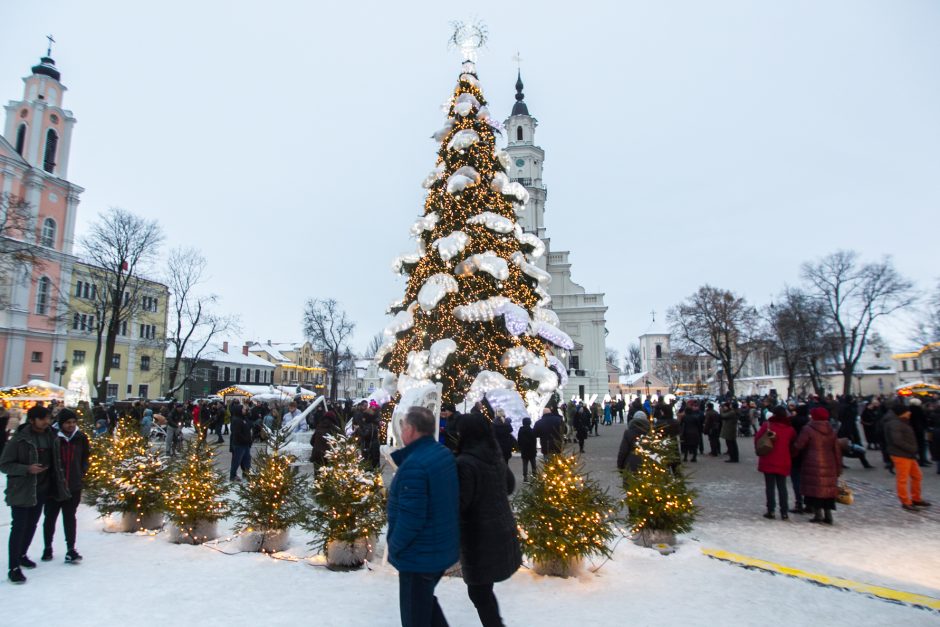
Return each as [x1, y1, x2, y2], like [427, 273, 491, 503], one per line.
[622, 423, 697, 545]
[230, 426, 308, 552]
[87, 422, 166, 530]
[375, 24, 571, 422]
[305, 434, 386, 568]
[164, 439, 230, 544]
[514, 451, 617, 577]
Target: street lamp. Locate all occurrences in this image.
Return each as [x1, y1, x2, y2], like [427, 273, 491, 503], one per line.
[52, 360, 68, 385]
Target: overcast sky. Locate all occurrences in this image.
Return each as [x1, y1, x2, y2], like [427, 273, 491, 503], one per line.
[2, 1, 938, 358]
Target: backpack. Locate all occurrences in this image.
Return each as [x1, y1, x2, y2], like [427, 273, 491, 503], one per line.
[755, 428, 776, 456]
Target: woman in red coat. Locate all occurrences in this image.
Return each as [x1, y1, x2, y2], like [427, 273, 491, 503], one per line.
[754, 407, 796, 520]
[792, 407, 843, 524]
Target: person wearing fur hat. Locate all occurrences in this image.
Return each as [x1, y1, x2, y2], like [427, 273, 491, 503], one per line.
[42, 408, 89, 564]
[792, 406, 842, 524]
[884, 400, 932, 511]
[754, 407, 796, 520]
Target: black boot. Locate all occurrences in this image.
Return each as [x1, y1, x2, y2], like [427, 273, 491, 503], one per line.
[823, 509, 833, 525]
[809, 508, 824, 523]
[763, 511, 775, 520]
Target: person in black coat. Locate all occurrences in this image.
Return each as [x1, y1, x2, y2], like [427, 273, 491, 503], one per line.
[42, 409, 89, 563]
[574, 407, 590, 453]
[516, 417, 537, 481]
[229, 403, 253, 481]
[492, 412, 515, 463]
[455, 413, 521, 627]
[532, 405, 565, 458]
[678, 400, 703, 463]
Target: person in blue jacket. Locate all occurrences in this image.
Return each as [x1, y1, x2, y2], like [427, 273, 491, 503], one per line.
[387, 406, 459, 627]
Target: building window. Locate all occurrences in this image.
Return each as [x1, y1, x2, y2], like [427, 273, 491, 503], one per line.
[111, 354, 121, 368]
[15, 123, 26, 155]
[107, 384, 118, 398]
[119, 320, 128, 336]
[223, 367, 230, 381]
[913, 359, 920, 371]
[245, 369, 251, 383]
[139, 384, 149, 398]
[43, 128, 58, 173]
[35, 276, 51, 314]
[73, 350, 85, 365]
[902, 360, 908, 372]
[255, 369, 260, 382]
[140, 355, 151, 371]
[31, 351, 43, 363]
[516, 126, 523, 141]
[235, 368, 241, 383]
[569, 355, 580, 370]
[40, 217, 56, 247]
[282, 371, 288, 383]
[655, 344, 662, 359]
[72, 313, 80, 330]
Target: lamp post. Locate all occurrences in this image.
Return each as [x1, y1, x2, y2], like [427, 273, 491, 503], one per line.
[52, 360, 68, 385]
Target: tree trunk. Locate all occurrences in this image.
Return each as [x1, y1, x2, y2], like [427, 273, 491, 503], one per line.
[841, 364, 855, 397]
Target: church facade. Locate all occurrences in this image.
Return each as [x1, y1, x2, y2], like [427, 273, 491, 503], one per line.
[0, 53, 83, 387]
[503, 73, 609, 399]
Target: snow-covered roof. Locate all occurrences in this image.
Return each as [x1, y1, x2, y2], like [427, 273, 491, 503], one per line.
[248, 345, 291, 363]
[200, 342, 276, 368]
[619, 372, 649, 386]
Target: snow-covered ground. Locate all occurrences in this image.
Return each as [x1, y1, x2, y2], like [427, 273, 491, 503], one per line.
[2, 503, 936, 626]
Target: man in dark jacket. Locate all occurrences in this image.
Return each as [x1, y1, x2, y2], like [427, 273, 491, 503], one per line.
[42, 408, 89, 563]
[388, 406, 459, 627]
[516, 417, 537, 481]
[229, 403, 253, 482]
[533, 405, 565, 458]
[884, 402, 931, 511]
[1, 405, 69, 584]
[908, 398, 930, 466]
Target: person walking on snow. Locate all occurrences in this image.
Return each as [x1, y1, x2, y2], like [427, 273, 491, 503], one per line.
[42, 408, 88, 563]
[883, 400, 932, 511]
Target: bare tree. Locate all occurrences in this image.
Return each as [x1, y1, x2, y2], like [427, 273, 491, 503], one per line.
[911, 279, 940, 346]
[668, 285, 760, 397]
[626, 343, 642, 374]
[802, 250, 915, 396]
[302, 298, 356, 401]
[765, 288, 832, 399]
[0, 193, 44, 308]
[363, 332, 385, 359]
[605, 347, 621, 370]
[80, 208, 164, 401]
[163, 247, 240, 397]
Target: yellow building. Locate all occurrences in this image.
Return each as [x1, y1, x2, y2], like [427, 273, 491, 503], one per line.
[247, 340, 326, 394]
[65, 260, 168, 401]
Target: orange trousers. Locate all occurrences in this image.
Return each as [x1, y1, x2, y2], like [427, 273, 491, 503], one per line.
[891, 456, 922, 506]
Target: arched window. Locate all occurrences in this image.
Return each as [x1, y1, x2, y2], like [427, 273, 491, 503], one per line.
[43, 128, 58, 173]
[41, 217, 56, 248]
[516, 126, 523, 141]
[15, 124, 27, 155]
[35, 276, 51, 314]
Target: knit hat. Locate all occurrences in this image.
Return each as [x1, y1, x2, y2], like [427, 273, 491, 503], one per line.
[632, 410, 648, 421]
[770, 406, 789, 422]
[56, 408, 77, 423]
[809, 407, 829, 421]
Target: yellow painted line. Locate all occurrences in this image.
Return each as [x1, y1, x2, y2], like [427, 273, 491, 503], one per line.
[701, 547, 940, 612]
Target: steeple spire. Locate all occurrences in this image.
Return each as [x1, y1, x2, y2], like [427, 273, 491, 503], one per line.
[511, 70, 529, 116]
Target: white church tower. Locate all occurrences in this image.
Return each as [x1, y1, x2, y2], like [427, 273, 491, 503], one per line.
[503, 72, 609, 400]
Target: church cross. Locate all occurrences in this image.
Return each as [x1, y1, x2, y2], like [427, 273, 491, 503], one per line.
[650, 309, 657, 323]
[513, 51, 523, 70]
[46, 34, 55, 57]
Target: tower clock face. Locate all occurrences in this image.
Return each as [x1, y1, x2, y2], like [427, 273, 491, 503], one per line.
[515, 158, 525, 167]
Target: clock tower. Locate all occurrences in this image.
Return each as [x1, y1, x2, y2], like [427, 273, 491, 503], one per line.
[503, 72, 546, 238]
[502, 71, 609, 401]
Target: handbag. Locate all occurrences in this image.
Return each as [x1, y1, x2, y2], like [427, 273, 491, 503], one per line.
[836, 480, 854, 505]
[755, 429, 776, 456]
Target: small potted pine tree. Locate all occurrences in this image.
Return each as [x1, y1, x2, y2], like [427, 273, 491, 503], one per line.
[90, 423, 166, 532]
[305, 434, 386, 569]
[622, 423, 697, 549]
[164, 439, 230, 544]
[231, 426, 308, 552]
[514, 451, 617, 577]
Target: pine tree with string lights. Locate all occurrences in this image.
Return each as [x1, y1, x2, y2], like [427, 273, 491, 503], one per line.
[305, 434, 386, 568]
[375, 23, 571, 420]
[230, 426, 308, 551]
[514, 452, 617, 577]
[622, 423, 697, 545]
[88, 422, 166, 529]
[164, 439, 230, 544]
